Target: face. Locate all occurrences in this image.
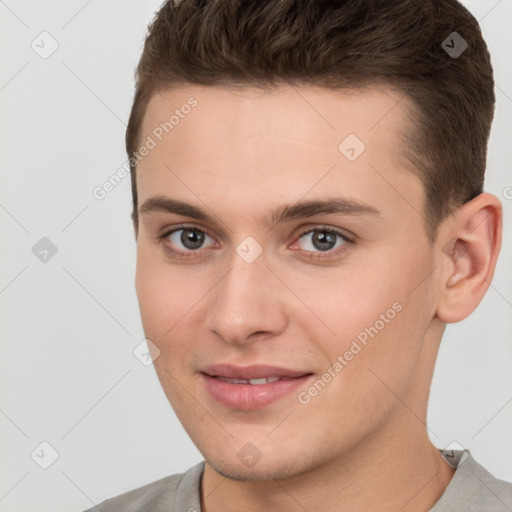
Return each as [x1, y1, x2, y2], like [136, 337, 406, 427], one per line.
[134, 83, 443, 481]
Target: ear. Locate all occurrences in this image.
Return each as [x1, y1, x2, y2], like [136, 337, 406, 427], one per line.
[435, 193, 502, 323]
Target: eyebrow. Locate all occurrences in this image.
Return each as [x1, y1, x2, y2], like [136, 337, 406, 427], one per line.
[139, 195, 380, 226]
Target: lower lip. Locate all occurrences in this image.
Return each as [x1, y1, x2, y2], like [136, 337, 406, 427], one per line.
[201, 373, 314, 410]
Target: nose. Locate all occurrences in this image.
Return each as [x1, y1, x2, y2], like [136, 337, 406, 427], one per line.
[205, 248, 288, 346]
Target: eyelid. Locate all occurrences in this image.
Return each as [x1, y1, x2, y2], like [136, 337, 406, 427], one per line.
[285, 224, 351, 258]
[158, 224, 218, 260]
[158, 223, 217, 242]
[293, 224, 354, 244]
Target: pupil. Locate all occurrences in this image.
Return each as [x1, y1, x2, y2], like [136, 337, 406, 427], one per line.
[181, 229, 204, 249]
[313, 231, 336, 251]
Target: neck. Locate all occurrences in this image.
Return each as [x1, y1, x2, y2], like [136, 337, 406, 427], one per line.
[200, 415, 455, 512]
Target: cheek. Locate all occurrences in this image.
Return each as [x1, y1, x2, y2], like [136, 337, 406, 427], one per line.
[295, 264, 400, 342]
[135, 252, 212, 394]
[304, 250, 431, 379]
[294, 289, 426, 438]
[135, 250, 205, 335]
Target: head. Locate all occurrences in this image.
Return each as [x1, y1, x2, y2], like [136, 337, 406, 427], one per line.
[129, 0, 501, 481]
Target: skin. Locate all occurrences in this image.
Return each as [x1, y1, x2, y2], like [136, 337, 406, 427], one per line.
[133, 83, 502, 512]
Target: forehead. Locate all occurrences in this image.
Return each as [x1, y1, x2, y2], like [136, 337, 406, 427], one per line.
[140, 82, 413, 152]
[136, 83, 423, 226]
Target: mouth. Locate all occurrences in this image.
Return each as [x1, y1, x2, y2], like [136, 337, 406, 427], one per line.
[214, 375, 294, 385]
[201, 363, 312, 380]
[199, 364, 314, 410]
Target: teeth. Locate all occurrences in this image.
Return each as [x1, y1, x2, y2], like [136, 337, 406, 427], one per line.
[248, 378, 268, 385]
[217, 376, 282, 385]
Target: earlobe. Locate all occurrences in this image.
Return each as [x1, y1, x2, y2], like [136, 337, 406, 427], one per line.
[436, 193, 502, 323]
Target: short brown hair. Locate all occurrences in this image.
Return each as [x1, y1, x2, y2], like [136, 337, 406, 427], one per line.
[127, 0, 495, 242]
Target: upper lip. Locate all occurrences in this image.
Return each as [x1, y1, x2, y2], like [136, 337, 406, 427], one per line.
[201, 364, 312, 380]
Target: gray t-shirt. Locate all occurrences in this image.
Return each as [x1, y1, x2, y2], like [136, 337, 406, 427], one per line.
[83, 450, 512, 511]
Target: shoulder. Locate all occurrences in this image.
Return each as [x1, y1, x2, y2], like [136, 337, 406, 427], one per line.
[432, 450, 512, 512]
[81, 461, 205, 512]
[470, 459, 512, 510]
[82, 474, 181, 512]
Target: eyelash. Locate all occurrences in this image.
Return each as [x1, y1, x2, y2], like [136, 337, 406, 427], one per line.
[157, 224, 353, 261]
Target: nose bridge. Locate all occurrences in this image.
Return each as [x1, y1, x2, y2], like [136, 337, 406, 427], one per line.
[206, 249, 287, 344]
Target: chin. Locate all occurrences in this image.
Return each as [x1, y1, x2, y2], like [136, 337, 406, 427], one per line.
[203, 450, 318, 482]
[207, 459, 299, 482]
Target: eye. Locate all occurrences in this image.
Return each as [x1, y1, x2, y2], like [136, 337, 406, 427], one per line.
[159, 225, 217, 258]
[292, 227, 350, 255]
[169, 228, 214, 250]
[158, 224, 352, 261]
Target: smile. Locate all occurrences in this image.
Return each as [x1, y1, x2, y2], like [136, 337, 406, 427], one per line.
[199, 364, 314, 410]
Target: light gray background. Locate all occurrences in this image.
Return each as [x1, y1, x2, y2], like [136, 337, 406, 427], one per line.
[1, 1, 511, 511]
